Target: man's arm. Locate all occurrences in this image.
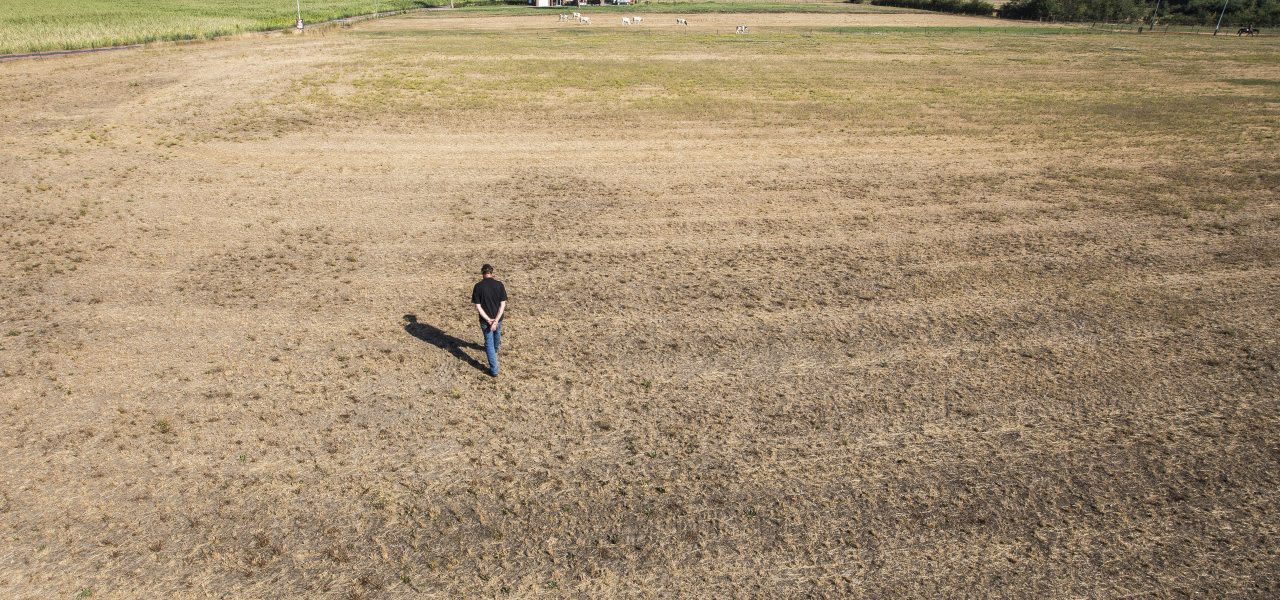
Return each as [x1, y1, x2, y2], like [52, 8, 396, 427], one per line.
[494, 301, 506, 323]
[475, 303, 493, 324]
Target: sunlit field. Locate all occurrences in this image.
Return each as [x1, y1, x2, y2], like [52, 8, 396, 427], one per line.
[0, 0, 433, 54]
[0, 0, 916, 55]
[1, 6, 1277, 597]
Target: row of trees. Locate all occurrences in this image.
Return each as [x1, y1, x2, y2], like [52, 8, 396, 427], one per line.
[851, 0, 1278, 25]
[869, 0, 997, 16]
[1160, 0, 1278, 25]
[995, 0, 1280, 26]
[996, 0, 1145, 21]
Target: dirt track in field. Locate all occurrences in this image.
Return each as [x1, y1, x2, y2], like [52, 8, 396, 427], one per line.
[1, 9, 1278, 598]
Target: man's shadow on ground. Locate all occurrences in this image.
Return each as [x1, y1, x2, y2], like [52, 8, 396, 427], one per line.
[402, 314, 489, 374]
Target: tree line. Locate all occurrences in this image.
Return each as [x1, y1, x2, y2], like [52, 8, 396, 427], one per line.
[996, 0, 1279, 25]
[869, 0, 997, 16]
[853, 0, 1278, 25]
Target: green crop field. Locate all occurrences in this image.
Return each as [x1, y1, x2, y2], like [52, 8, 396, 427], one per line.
[0, 0, 436, 55]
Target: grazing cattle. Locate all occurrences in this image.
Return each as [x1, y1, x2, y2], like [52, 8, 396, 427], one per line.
[573, 12, 581, 19]
[676, 18, 688, 26]
[581, 16, 591, 24]
[1238, 26, 1258, 36]
[736, 25, 748, 34]
[634, 17, 643, 23]
[559, 13, 568, 21]
[622, 17, 631, 25]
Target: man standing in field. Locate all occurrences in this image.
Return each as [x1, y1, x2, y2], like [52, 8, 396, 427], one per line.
[471, 264, 507, 377]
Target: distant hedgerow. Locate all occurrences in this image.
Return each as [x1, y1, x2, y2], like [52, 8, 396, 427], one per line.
[995, 0, 1280, 26]
[868, 0, 996, 16]
[996, 0, 1145, 22]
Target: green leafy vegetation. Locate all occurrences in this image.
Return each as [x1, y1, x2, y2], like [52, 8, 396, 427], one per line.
[1160, 0, 1280, 25]
[997, 0, 1280, 26]
[869, 0, 996, 16]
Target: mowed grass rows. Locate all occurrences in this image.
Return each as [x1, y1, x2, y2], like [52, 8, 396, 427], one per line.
[1, 11, 1278, 598]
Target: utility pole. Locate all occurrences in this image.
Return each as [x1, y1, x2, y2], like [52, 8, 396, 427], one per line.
[1214, 0, 1228, 35]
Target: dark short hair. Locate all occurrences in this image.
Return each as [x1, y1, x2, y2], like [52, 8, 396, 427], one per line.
[481, 264, 494, 275]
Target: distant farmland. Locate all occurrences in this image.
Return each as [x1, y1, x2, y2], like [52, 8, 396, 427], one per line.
[0, 0, 434, 55]
[0, 0, 916, 55]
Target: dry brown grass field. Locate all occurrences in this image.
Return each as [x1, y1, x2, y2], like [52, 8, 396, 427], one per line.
[1, 8, 1278, 598]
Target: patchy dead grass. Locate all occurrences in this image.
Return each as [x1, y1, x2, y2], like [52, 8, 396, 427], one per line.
[0, 10, 1278, 598]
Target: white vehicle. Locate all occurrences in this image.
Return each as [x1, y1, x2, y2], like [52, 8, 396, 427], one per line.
[615, 0, 632, 4]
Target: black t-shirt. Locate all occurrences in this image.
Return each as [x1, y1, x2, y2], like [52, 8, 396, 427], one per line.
[471, 278, 508, 324]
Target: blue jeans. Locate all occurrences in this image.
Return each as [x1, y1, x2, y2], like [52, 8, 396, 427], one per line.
[481, 321, 502, 375]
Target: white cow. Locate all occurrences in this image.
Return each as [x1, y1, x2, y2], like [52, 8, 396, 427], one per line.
[634, 17, 643, 23]
[573, 11, 582, 19]
[676, 18, 688, 26]
[581, 16, 591, 24]
[622, 17, 632, 25]
[736, 25, 748, 34]
[559, 13, 568, 21]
